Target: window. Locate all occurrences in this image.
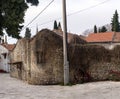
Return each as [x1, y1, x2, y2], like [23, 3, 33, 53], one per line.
[2, 53, 7, 59]
[36, 51, 45, 64]
[4, 53, 7, 59]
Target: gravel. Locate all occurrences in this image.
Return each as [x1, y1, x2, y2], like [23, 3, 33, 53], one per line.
[0, 73, 120, 99]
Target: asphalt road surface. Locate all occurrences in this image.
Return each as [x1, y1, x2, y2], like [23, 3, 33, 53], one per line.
[0, 73, 120, 99]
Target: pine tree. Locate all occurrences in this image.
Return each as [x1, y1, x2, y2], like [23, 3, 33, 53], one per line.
[24, 28, 31, 39]
[98, 28, 101, 33]
[101, 26, 107, 32]
[58, 22, 61, 29]
[94, 25, 97, 33]
[111, 10, 120, 32]
[54, 20, 58, 29]
[0, 0, 39, 39]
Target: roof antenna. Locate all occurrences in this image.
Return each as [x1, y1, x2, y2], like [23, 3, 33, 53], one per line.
[36, 24, 39, 34]
[5, 35, 7, 44]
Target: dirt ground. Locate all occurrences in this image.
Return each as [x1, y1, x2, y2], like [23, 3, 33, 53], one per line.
[0, 73, 120, 99]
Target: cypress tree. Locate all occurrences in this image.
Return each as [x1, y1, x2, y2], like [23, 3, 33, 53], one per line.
[94, 25, 97, 33]
[24, 28, 31, 39]
[54, 20, 58, 29]
[58, 22, 61, 29]
[111, 10, 120, 32]
[98, 28, 101, 33]
[101, 26, 107, 32]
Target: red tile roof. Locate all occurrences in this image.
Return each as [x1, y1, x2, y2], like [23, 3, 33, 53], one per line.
[86, 32, 116, 43]
[1, 44, 15, 51]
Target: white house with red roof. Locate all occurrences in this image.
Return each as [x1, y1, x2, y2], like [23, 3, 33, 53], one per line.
[86, 32, 120, 49]
[0, 37, 15, 72]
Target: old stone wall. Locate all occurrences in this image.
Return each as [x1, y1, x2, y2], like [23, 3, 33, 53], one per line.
[88, 42, 120, 50]
[28, 29, 64, 85]
[68, 45, 120, 83]
[10, 29, 120, 85]
[10, 39, 28, 81]
[88, 62, 120, 81]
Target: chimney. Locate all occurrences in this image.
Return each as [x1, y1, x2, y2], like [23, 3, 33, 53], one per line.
[5, 35, 7, 44]
[1, 36, 4, 44]
[36, 24, 39, 34]
[0, 37, 1, 44]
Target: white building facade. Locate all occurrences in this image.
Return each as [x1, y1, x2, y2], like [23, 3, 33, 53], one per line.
[0, 45, 10, 72]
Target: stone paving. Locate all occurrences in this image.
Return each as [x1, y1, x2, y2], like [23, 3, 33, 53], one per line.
[1, 73, 120, 99]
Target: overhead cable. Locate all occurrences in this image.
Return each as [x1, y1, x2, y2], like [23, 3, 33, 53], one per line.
[22, 0, 54, 31]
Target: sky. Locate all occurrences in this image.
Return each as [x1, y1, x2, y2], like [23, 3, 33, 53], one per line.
[8, 0, 120, 43]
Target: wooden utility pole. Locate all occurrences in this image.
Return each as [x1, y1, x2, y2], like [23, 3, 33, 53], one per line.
[62, 0, 69, 85]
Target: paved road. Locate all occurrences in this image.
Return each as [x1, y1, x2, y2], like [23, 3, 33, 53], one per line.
[1, 73, 120, 99]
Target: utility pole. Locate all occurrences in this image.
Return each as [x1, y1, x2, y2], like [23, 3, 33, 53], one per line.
[62, 0, 69, 85]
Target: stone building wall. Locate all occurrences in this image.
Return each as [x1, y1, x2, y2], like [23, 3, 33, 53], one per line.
[88, 62, 120, 81]
[10, 39, 28, 81]
[68, 45, 120, 83]
[10, 29, 64, 85]
[10, 29, 120, 85]
[88, 42, 120, 50]
[28, 30, 64, 85]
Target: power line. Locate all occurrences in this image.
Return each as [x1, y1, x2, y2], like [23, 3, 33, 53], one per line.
[67, 0, 111, 16]
[28, 0, 111, 29]
[29, 17, 61, 28]
[8, 0, 54, 41]
[8, 0, 110, 41]
[22, 0, 54, 31]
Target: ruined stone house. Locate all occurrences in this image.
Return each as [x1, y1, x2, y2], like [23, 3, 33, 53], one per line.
[10, 29, 87, 84]
[10, 29, 64, 84]
[10, 29, 120, 84]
